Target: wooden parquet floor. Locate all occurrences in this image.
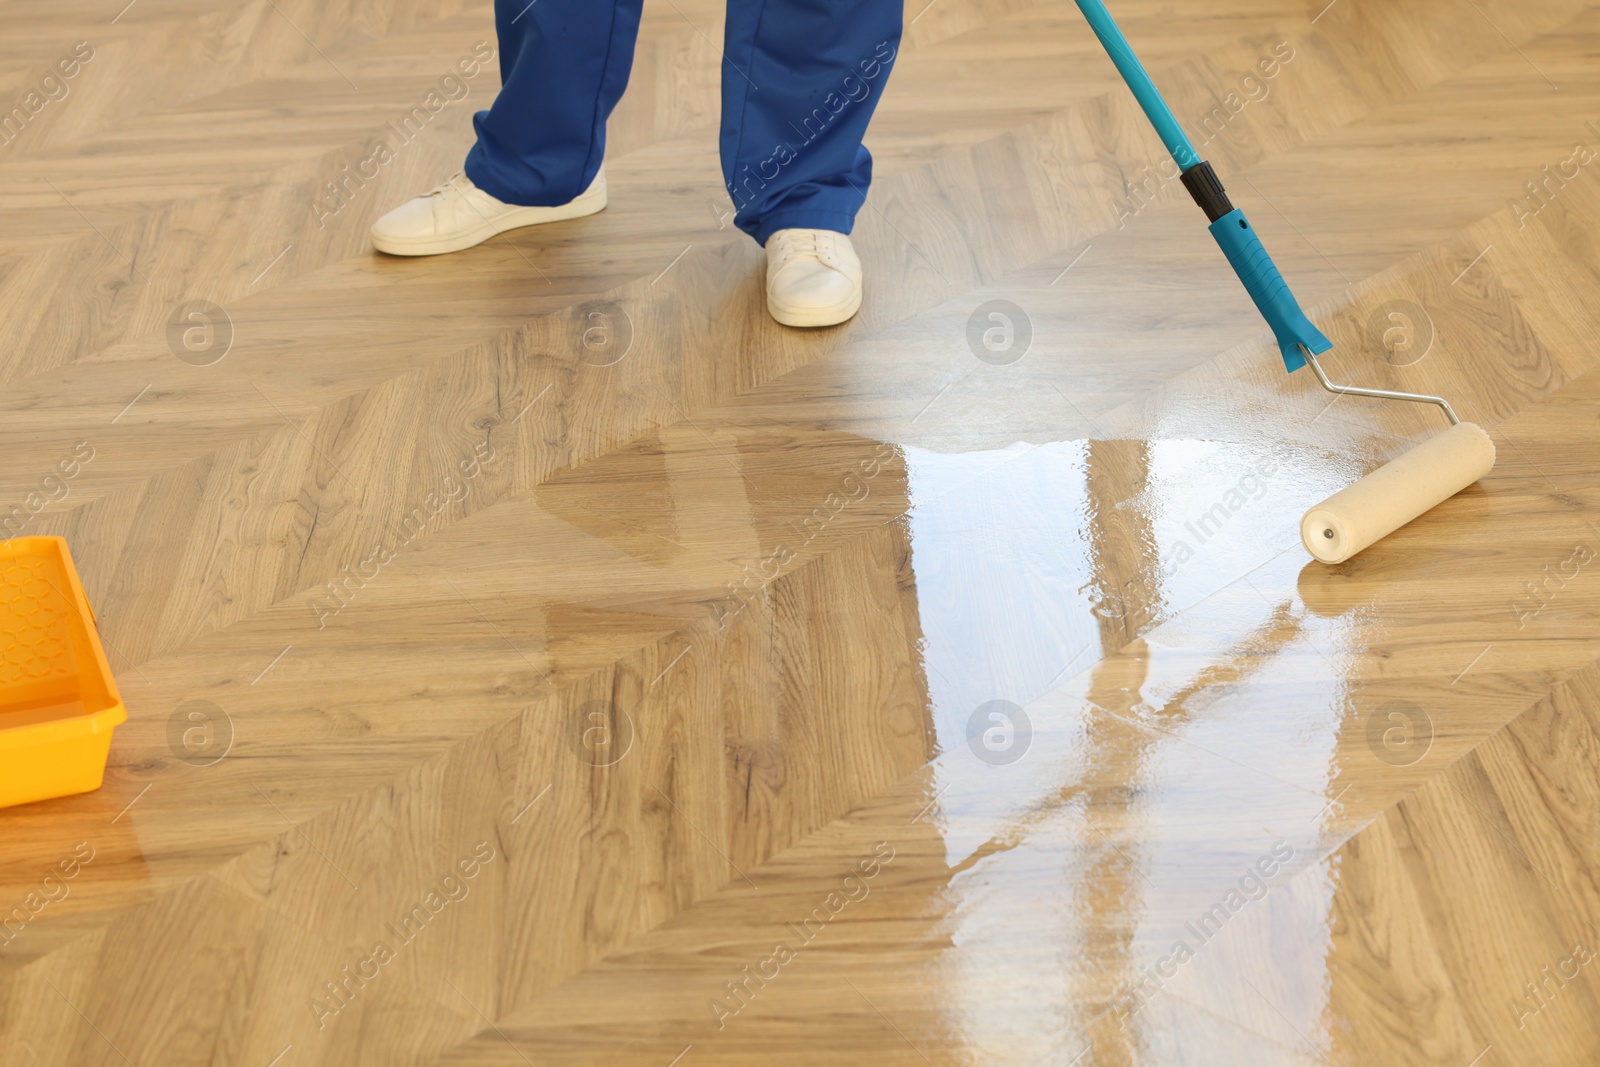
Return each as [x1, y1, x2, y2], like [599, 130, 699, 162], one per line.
[3, 0, 1600, 1063]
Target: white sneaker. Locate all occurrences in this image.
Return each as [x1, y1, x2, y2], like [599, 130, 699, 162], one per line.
[370, 169, 607, 255]
[765, 228, 862, 327]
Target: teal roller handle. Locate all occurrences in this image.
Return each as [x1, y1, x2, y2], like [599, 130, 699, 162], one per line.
[1073, 0, 1199, 168]
[1208, 209, 1331, 373]
[1074, 0, 1330, 376]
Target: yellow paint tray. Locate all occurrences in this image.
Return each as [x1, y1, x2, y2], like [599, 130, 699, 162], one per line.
[0, 537, 125, 809]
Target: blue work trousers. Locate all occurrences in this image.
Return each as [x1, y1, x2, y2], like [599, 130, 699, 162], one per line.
[464, 0, 902, 243]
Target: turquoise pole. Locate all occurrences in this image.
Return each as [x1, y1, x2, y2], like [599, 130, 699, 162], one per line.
[1072, 0, 1199, 169]
[1072, 0, 1331, 372]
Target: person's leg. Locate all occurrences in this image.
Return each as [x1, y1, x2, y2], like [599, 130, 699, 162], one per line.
[464, 0, 646, 207]
[719, 0, 902, 244]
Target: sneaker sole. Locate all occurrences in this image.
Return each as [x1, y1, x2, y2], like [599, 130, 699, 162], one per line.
[766, 285, 863, 328]
[371, 188, 607, 256]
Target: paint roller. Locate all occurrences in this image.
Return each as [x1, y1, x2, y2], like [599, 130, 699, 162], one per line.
[1073, 0, 1494, 565]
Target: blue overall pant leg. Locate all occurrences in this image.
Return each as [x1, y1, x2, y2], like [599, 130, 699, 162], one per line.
[464, 0, 902, 245]
[720, 0, 901, 244]
[464, 0, 643, 208]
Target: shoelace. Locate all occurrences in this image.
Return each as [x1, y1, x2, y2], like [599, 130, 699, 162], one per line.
[424, 172, 472, 200]
[774, 230, 835, 267]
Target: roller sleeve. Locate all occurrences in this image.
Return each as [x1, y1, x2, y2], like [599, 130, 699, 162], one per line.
[1301, 422, 1496, 564]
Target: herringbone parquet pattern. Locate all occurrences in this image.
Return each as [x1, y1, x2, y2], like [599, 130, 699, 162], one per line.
[3, 0, 1600, 1063]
